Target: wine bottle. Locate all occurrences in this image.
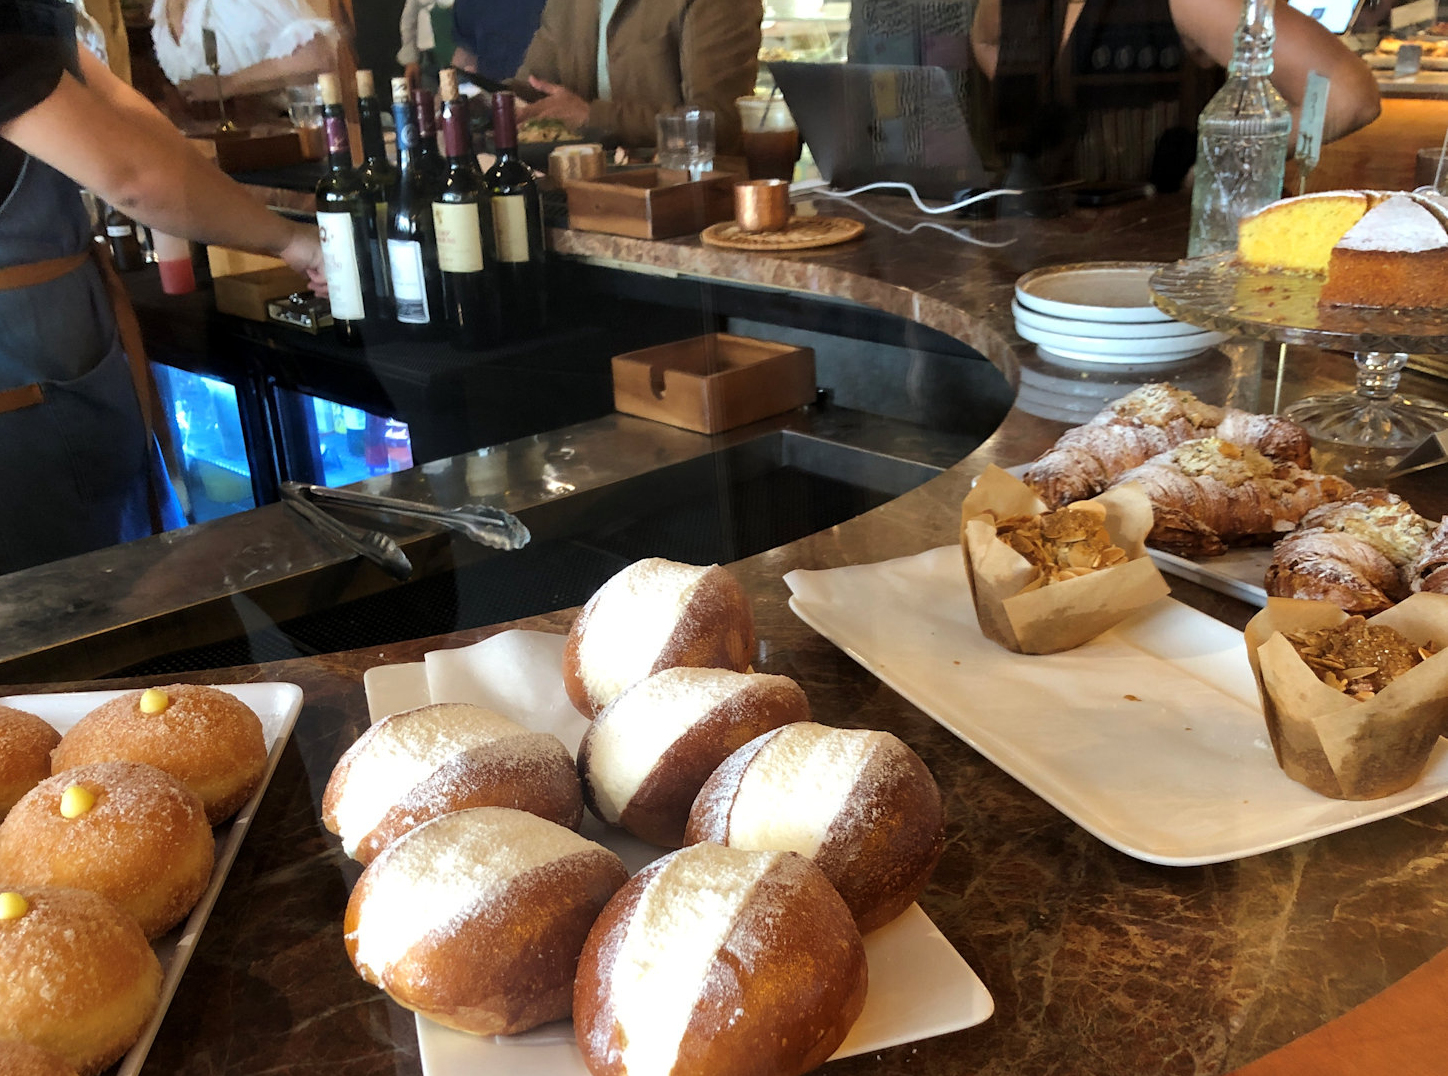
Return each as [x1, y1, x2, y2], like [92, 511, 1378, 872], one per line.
[386, 76, 445, 337]
[432, 68, 500, 349]
[103, 204, 145, 272]
[484, 91, 548, 339]
[354, 69, 396, 316]
[314, 72, 380, 347]
[412, 86, 446, 193]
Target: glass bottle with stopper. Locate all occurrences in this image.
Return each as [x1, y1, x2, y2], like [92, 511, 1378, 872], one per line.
[1186, 0, 1291, 258]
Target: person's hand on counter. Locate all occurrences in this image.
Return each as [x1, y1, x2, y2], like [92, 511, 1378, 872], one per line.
[517, 76, 590, 132]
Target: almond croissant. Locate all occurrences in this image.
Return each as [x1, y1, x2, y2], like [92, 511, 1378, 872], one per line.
[1108, 438, 1355, 557]
[1265, 490, 1437, 613]
[1412, 517, 1448, 595]
[1023, 383, 1312, 508]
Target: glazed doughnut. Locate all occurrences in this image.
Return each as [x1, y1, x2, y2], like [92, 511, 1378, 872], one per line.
[51, 685, 267, 824]
[0, 886, 162, 1076]
[345, 806, 628, 1035]
[574, 842, 867, 1076]
[686, 722, 945, 933]
[0, 1040, 81, 1076]
[0, 706, 59, 821]
[323, 702, 583, 865]
[0, 762, 214, 939]
[563, 558, 756, 718]
[577, 667, 810, 847]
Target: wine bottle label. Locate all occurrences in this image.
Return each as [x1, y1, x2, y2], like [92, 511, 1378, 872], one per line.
[432, 201, 485, 273]
[492, 194, 531, 263]
[317, 211, 367, 321]
[387, 238, 432, 323]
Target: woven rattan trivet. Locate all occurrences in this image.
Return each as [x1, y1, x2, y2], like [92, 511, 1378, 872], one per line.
[699, 216, 865, 251]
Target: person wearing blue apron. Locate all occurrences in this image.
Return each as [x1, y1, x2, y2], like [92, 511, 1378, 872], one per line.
[0, 0, 324, 576]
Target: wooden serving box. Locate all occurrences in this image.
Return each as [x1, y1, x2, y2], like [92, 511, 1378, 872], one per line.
[564, 168, 737, 239]
[612, 333, 816, 434]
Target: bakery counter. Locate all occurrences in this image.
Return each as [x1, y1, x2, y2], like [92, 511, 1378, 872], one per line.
[7, 193, 1448, 1076]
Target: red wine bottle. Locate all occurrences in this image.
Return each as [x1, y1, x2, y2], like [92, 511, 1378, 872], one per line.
[104, 203, 145, 272]
[315, 73, 380, 346]
[485, 91, 548, 340]
[432, 69, 500, 349]
[386, 77, 444, 338]
[354, 69, 396, 317]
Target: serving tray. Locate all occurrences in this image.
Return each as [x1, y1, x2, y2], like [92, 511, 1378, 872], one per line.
[360, 629, 993, 1076]
[2, 683, 304, 1076]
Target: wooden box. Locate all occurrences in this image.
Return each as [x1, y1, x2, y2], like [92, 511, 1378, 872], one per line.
[187, 129, 304, 173]
[612, 333, 816, 434]
[214, 265, 309, 321]
[564, 168, 737, 239]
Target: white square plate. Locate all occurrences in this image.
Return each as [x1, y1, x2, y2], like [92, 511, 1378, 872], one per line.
[783, 546, 1448, 866]
[361, 630, 994, 1076]
[2, 682, 304, 1076]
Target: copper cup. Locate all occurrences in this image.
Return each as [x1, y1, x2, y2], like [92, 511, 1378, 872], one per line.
[733, 179, 791, 233]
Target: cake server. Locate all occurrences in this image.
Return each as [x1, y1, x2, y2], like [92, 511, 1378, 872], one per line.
[282, 482, 531, 552]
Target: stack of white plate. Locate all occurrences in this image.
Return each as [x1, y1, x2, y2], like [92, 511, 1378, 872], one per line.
[1013, 262, 1227, 365]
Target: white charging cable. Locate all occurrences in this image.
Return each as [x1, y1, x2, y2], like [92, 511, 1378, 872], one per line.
[812, 181, 1026, 215]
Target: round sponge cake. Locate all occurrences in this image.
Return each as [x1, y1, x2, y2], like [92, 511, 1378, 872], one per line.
[0, 1040, 81, 1076]
[52, 685, 267, 825]
[0, 762, 215, 938]
[574, 842, 867, 1076]
[0, 886, 162, 1076]
[345, 806, 628, 1035]
[323, 702, 583, 865]
[0, 706, 60, 821]
[577, 667, 810, 847]
[563, 558, 756, 718]
[686, 722, 945, 933]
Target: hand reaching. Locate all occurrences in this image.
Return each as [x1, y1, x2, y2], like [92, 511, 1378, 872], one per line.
[517, 77, 590, 131]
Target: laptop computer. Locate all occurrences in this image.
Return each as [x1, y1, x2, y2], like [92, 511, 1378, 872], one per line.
[767, 61, 999, 200]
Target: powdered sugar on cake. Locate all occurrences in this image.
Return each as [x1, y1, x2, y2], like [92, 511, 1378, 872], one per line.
[604, 844, 780, 1075]
[331, 704, 532, 856]
[725, 724, 879, 857]
[349, 807, 594, 977]
[1337, 195, 1448, 253]
[576, 559, 710, 708]
[585, 668, 756, 821]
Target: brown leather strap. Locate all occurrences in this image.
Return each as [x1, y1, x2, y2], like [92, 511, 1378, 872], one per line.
[0, 251, 89, 291]
[0, 382, 44, 414]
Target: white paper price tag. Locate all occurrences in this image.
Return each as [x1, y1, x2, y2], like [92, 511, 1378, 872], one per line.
[1294, 69, 1331, 193]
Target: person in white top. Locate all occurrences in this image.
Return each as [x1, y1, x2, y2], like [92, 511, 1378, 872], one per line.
[149, 0, 338, 102]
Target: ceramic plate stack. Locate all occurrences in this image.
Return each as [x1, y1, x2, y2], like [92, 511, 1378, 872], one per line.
[1013, 262, 1227, 365]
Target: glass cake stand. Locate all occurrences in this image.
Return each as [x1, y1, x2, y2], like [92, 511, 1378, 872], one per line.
[1150, 254, 1448, 481]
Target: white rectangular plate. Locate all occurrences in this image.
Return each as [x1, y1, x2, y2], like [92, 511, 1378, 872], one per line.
[2, 682, 304, 1076]
[783, 546, 1448, 866]
[361, 630, 993, 1076]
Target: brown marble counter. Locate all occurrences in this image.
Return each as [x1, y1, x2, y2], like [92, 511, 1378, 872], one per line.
[8, 192, 1448, 1076]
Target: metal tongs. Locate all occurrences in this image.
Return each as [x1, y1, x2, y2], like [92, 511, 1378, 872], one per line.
[282, 481, 531, 552]
[280, 484, 413, 581]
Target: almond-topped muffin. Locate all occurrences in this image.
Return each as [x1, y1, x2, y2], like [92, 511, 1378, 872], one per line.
[992, 507, 1130, 589]
[1284, 616, 1435, 700]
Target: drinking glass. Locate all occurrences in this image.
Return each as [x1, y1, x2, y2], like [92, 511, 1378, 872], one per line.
[655, 107, 715, 179]
[736, 94, 801, 182]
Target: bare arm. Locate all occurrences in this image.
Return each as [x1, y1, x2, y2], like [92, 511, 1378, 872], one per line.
[1, 50, 322, 284]
[1169, 0, 1380, 143]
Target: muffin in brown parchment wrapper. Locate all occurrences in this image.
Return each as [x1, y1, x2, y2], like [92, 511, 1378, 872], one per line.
[1244, 593, 1448, 800]
[959, 465, 1171, 654]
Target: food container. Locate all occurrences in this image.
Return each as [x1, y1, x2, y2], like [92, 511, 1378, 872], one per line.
[214, 266, 311, 322]
[611, 333, 815, 434]
[1244, 594, 1448, 800]
[959, 465, 1170, 654]
[563, 168, 737, 239]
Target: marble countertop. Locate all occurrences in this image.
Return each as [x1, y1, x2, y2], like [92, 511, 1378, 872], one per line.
[9, 191, 1448, 1076]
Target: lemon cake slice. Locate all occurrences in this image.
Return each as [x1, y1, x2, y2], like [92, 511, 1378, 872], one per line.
[1236, 190, 1372, 271]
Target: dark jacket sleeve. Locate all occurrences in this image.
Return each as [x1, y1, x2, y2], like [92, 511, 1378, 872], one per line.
[0, 0, 74, 127]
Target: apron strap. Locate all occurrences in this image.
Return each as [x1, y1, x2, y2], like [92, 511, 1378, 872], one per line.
[0, 251, 89, 291]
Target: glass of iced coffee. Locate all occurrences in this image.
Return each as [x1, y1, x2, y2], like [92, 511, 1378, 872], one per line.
[736, 95, 801, 182]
